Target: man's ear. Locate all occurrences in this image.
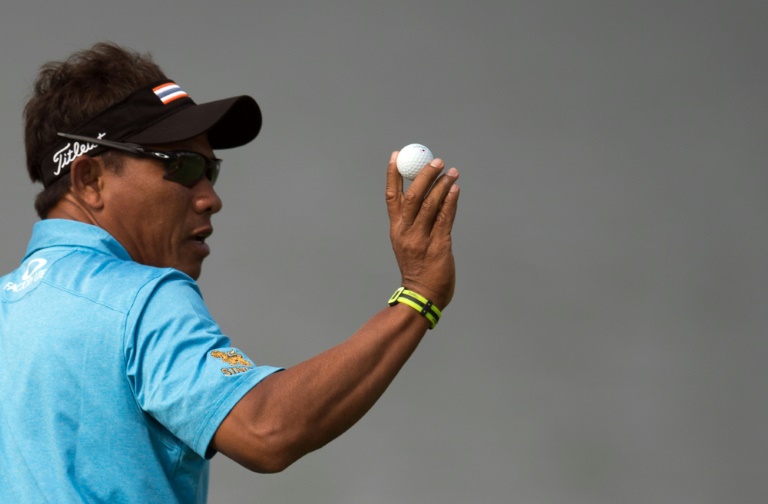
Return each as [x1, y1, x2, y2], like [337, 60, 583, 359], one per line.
[69, 156, 105, 210]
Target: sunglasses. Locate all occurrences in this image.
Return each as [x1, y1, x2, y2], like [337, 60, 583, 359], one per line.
[56, 132, 221, 187]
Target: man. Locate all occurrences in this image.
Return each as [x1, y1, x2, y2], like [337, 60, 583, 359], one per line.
[0, 42, 459, 503]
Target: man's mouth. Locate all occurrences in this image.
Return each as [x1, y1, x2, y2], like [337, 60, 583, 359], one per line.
[192, 228, 213, 243]
[190, 228, 213, 256]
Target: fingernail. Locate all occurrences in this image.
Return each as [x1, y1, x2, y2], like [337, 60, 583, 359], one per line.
[450, 183, 459, 192]
[447, 167, 458, 177]
[429, 158, 443, 168]
[390, 151, 398, 162]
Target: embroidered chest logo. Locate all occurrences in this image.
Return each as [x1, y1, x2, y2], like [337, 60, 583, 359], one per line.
[4, 258, 48, 293]
[211, 349, 253, 376]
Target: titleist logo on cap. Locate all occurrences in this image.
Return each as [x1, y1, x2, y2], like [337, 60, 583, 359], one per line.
[51, 132, 106, 176]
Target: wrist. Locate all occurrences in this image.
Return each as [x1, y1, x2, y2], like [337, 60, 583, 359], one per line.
[388, 287, 442, 329]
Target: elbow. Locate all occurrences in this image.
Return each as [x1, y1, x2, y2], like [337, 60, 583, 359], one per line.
[242, 447, 296, 474]
[244, 458, 292, 474]
[235, 422, 311, 474]
[228, 446, 295, 474]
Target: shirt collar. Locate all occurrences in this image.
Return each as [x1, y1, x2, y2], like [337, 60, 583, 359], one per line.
[25, 219, 133, 262]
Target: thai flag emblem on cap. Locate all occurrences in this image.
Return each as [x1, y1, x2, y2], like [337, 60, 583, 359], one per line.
[153, 82, 189, 105]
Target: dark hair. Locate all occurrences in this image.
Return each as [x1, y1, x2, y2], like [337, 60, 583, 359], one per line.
[24, 42, 167, 218]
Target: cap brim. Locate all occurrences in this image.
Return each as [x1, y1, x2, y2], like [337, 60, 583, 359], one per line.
[126, 95, 261, 149]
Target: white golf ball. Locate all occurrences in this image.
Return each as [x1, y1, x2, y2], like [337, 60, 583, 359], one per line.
[396, 143, 434, 181]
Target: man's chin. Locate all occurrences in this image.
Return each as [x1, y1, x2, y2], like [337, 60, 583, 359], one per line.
[173, 258, 203, 280]
[180, 241, 210, 279]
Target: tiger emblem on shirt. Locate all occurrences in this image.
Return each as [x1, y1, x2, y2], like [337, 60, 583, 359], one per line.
[211, 349, 253, 376]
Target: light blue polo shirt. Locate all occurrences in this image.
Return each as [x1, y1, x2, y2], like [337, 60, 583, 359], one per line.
[0, 219, 281, 503]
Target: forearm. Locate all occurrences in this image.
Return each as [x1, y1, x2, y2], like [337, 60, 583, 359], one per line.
[213, 302, 431, 472]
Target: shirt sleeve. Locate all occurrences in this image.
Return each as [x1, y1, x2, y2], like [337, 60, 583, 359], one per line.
[124, 271, 282, 458]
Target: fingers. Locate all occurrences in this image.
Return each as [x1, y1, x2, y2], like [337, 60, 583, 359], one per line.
[386, 152, 460, 234]
[429, 172, 460, 238]
[404, 161, 460, 238]
[414, 166, 459, 235]
[399, 158, 447, 229]
[385, 151, 403, 231]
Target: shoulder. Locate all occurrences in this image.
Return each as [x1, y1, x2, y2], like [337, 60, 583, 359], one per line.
[41, 247, 197, 314]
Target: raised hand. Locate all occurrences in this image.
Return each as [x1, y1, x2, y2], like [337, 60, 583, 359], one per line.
[385, 151, 460, 310]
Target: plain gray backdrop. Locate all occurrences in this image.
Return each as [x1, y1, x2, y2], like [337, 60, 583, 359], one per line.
[2, 1, 767, 503]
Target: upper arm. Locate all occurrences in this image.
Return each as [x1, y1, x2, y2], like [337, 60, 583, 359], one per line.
[210, 370, 295, 473]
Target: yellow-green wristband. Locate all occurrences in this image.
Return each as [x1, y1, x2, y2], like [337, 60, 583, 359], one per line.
[388, 287, 442, 329]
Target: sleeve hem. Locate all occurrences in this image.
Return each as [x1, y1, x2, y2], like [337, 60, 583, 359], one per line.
[193, 365, 284, 459]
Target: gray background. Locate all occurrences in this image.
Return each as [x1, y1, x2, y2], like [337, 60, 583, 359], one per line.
[1, 1, 767, 503]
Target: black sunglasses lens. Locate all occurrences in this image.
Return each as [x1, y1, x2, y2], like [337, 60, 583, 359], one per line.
[208, 161, 220, 185]
[164, 154, 220, 187]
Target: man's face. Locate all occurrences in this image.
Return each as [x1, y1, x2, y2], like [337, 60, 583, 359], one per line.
[98, 133, 222, 279]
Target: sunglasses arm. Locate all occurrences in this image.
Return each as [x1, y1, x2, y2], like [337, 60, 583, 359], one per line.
[56, 132, 150, 156]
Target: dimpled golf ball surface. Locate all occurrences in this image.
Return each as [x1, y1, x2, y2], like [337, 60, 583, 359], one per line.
[397, 144, 434, 180]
